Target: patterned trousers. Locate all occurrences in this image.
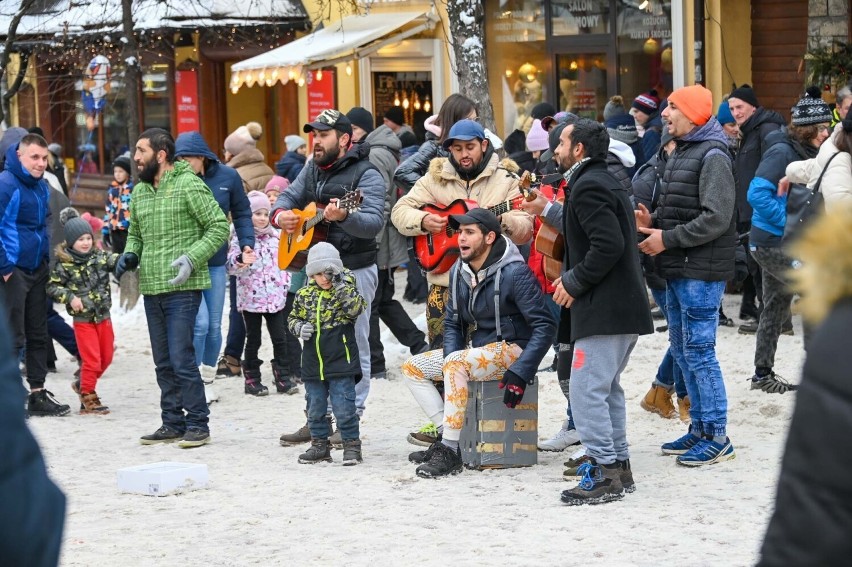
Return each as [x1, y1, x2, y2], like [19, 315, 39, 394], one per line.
[401, 341, 522, 441]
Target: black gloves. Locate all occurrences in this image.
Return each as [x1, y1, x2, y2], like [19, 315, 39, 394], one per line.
[498, 369, 527, 408]
[115, 252, 138, 279]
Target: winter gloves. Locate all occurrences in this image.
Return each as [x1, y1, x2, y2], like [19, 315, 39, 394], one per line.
[295, 322, 315, 341]
[114, 252, 138, 279]
[499, 370, 527, 408]
[168, 255, 193, 286]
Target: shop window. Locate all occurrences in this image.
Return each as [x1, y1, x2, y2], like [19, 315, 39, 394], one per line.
[485, 0, 547, 136]
[372, 71, 432, 143]
[550, 0, 610, 36]
[556, 54, 607, 119]
[616, 1, 673, 101]
[142, 64, 172, 130]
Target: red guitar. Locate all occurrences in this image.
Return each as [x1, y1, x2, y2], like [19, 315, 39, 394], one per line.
[413, 195, 529, 274]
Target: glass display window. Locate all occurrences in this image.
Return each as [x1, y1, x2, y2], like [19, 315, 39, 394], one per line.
[616, 0, 673, 103]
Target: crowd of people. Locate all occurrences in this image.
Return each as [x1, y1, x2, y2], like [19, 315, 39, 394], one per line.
[2, 80, 851, 523]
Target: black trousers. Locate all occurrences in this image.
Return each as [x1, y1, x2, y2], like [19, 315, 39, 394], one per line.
[243, 309, 299, 376]
[0, 263, 49, 389]
[110, 230, 128, 255]
[369, 267, 428, 374]
[404, 247, 427, 301]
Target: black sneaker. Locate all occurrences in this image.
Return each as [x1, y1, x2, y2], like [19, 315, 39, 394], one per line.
[140, 425, 183, 445]
[342, 439, 363, 466]
[618, 459, 636, 494]
[750, 372, 798, 394]
[27, 390, 71, 417]
[409, 439, 442, 464]
[560, 460, 624, 505]
[416, 442, 463, 478]
[178, 427, 211, 448]
[537, 353, 557, 373]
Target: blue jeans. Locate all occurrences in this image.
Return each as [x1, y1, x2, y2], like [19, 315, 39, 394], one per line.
[223, 275, 245, 359]
[305, 377, 359, 441]
[193, 265, 227, 367]
[144, 291, 208, 433]
[650, 287, 687, 399]
[666, 279, 728, 437]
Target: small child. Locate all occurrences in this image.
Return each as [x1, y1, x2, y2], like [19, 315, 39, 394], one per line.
[47, 208, 119, 414]
[104, 156, 133, 254]
[264, 175, 289, 209]
[288, 242, 366, 465]
[227, 191, 299, 396]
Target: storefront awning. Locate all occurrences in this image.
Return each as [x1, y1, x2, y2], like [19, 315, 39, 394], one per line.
[229, 10, 438, 91]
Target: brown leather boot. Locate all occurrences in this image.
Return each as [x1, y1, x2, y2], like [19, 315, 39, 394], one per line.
[216, 354, 242, 377]
[80, 392, 110, 415]
[639, 385, 677, 419]
[677, 396, 691, 424]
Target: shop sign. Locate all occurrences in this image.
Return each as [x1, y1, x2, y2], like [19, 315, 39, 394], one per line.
[307, 69, 336, 145]
[492, 8, 545, 43]
[175, 69, 200, 134]
[574, 89, 597, 119]
[552, 0, 609, 35]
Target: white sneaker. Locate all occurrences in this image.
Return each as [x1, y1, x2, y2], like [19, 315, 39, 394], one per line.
[538, 420, 581, 451]
[200, 365, 219, 404]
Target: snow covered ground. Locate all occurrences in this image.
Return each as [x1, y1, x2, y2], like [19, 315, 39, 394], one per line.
[29, 272, 802, 566]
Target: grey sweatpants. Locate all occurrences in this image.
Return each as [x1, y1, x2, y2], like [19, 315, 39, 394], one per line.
[569, 334, 639, 465]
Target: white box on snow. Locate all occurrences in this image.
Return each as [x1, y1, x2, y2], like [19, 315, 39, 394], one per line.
[117, 461, 208, 496]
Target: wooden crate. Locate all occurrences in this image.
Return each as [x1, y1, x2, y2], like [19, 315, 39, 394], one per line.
[460, 379, 538, 469]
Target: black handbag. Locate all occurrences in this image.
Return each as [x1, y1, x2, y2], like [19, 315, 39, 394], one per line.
[783, 151, 841, 244]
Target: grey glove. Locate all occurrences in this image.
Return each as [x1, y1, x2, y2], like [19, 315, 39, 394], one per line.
[299, 322, 315, 341]
[168, 255, 194, 286]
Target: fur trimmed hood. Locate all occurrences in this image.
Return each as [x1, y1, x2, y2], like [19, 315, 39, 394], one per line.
[790, 205, 852, 324]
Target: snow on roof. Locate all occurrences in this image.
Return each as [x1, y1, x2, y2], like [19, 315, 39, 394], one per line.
[0, 0, 308, 39]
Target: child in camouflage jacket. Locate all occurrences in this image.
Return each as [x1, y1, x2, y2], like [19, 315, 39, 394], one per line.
[47, 209, 119, 414]
[288, 242, 366, 466]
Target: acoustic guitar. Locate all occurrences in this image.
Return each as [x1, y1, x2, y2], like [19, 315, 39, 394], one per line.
[527, 172, 566, 281]
[413, 194, 530, 274]
[277, 189, 362, 271]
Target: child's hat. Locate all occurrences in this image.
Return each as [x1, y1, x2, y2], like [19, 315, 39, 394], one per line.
[247, 190, 270, 213]
[60, 206, 93, 245]
[305, 242, 343, 277]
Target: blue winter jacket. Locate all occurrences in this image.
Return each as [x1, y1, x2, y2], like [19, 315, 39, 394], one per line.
[444, 237, 555, 383]
[0, 143, 51, 275]
[747, 128, 816, 246]
[175, 132, 255, 266]
[641, 113, 664, 160]
[275, 151, 306, 183]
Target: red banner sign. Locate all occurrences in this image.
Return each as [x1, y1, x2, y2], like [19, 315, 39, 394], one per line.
[306, 69, 336, 146]
[175, 69, 200, 134]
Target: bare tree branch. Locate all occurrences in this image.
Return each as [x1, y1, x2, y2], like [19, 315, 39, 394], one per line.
[0, 0, 38, 125]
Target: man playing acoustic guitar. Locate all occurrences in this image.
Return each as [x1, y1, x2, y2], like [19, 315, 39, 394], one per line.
[271, 109, 385, 440]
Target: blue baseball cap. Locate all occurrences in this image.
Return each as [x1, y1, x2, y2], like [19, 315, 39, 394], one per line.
[442, 119, 486, 150]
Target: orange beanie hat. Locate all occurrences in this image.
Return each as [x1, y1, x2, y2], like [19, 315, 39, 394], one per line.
[668, 85, 713, 126]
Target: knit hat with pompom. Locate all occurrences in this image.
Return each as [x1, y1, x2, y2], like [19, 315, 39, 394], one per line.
[224, 121, 263, 156]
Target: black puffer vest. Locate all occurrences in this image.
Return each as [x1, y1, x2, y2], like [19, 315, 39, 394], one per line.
[655, 138, 736, 281]
[304, 146, 379, 270]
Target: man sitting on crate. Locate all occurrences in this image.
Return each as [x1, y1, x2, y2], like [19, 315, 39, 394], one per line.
[401, 208, 555, 478]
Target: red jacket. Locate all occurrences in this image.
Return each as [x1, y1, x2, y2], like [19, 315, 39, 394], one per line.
[527, 180, 565, 294]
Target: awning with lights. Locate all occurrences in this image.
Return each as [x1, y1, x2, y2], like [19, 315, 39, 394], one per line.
[229, 10, 438, 91]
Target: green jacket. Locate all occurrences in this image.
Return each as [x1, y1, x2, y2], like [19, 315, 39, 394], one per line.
[47, 245, 118, 323]
[288, 270, 366, 381]
[124, 161, 229, 295]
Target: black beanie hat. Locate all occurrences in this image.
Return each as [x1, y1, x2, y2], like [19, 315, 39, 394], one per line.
[531, 102, 557, 121]
[729, 84, 759, 108]
[384, 106, 405, 127]
[346, 107, 375, 135]
[112, 156, 132, 177]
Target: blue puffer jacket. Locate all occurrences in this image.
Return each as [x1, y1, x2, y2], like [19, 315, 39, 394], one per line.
[175, 132, 255, 266]
[275, 151, 306, 183]
[0, 143, 51, 275]
[444, 237, 555, 383]
[748, 128, 817, 245]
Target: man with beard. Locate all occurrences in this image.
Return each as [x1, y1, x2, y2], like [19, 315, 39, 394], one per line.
[636, 85, 737, 467]
[550, 119, 653, 505]
[272, 109, 385, 445]
[116, 128, 229, 448]
[401, 208, 554, 478]
[392, 119, 534, 446]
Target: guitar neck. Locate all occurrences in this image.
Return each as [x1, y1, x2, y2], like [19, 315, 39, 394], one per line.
[305, 211, 325, 231]
[489, 199, 515, 216]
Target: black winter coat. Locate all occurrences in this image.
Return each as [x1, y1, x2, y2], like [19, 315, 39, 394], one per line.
[758, 298, 852, 566]
[733, 107, 785, 225]
[558, 158, 654, 342]
[0, 309, 65, 566]
[393, 138, 447, 193]
[275, 151, 306, 183]
[444, 237, 555, 383]
[632, 151, 669, 291]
